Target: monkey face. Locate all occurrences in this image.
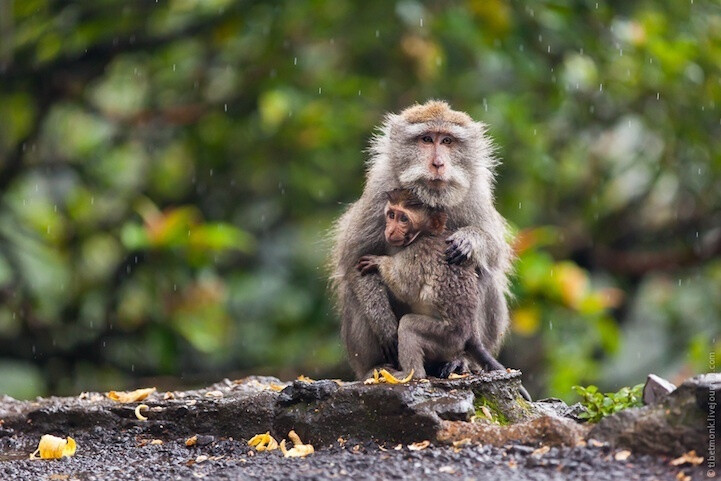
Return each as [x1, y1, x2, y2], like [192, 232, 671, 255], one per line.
[384, 203, 422, 247]
[393, 128, 473, 208]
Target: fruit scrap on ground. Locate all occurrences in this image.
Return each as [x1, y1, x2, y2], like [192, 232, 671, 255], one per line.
[30, 435, 77, 460]
[107, 387, 157, 403]
[248, 432, 279, 451]
[363, 369, 414, 385]
[280, 430, 314, 458]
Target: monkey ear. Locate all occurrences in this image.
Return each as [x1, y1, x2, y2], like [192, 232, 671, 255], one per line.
[430, 212, 448, 234]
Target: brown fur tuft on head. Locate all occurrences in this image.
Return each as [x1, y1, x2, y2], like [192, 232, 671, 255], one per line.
[400, 100, 472, 126]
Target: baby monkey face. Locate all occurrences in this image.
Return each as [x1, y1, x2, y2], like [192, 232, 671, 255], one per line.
[384, 203, 422, 247]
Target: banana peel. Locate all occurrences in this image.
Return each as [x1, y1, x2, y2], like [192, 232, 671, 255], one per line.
[363, 369, 414, 385]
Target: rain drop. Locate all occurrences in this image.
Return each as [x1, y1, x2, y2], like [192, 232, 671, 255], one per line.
[293, 57, 297, 65]
[224, 103, 228, 112]
[375, 30, 380, 38]
[172, 63, 176, 72]
[599, 83, 603, 92]
[420, 17, 423, 27]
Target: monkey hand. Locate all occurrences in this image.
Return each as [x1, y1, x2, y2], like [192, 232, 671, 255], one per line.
[445, 230, 476, 265]
[356, 255, 381, 275]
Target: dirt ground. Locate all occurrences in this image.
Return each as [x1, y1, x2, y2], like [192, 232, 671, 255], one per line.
[0, 429, 708, 481]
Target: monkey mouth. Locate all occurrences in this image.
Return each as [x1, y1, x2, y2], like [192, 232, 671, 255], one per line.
[426, 178, 447, 189]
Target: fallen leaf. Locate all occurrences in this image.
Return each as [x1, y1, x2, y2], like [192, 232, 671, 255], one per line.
[408, 440, 430, 451]
[30, 435, 77, 459]
[134, 404, 149, 421]
[532, 445, 550, 457]
[614, 450, 631, 461]
[280, 430, 314, 458]
[248, 432, 279, 452]
[185, 436, 198, 447]
[447, 373, 470, 380]
[670, 450, 703, 466]
[107, 387, 157, 403]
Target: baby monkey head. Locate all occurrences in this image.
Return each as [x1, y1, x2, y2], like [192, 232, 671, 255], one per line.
[383, 189, 448, 247]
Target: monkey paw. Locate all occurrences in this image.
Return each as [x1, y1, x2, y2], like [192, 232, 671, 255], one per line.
[445, 232, 474, 265]
[356, 255, 380, 275]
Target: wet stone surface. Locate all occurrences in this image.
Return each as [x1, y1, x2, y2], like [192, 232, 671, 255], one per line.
[0, 372, 714, 480]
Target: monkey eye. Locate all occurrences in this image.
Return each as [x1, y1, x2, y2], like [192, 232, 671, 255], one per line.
[399, 214, 409, 223]
[388, 211, 395, 219]
[441, 136, 453, 145]
[421, 135, 433, 143]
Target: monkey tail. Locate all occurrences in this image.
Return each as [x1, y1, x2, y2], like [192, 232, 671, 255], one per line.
[466, 338, 532, 402]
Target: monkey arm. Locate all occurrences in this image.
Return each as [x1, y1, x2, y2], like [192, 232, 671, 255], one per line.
[346, 271, 399, 360]
[445, 224, 512, 274]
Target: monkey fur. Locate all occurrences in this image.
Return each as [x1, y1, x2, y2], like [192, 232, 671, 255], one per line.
[355, 190, 530, 402]
[330, 100, 513, 381]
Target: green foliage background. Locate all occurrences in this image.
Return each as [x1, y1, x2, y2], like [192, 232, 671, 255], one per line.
[0, 0, 719, 400]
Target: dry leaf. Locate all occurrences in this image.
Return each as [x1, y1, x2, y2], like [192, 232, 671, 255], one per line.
[447, 373, 470, 380]
[107, 387, 157, 403]
[532, 445, 550, 457]
[30, 435, 77, 460]
[280, 430, 314, 458]
[185, 435, 198, 447]
[248, 432, 279, 452]
[614, 450, 631, 461]
[408, 440, 430, 451]
[296, 375, 315, 383]
[134, 404, 149, 421]
[670, 450, 703, 466]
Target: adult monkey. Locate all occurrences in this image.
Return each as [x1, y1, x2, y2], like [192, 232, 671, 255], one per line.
[331, 100, 512, 380]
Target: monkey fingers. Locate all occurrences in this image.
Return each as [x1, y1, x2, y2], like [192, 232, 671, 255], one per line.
[380, 339, 398, 366]
[445, 237, 473, 265]
[356, 255, 380, 274]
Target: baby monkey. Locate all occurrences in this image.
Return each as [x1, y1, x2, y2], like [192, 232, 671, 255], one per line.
[357, 189, 530, 400]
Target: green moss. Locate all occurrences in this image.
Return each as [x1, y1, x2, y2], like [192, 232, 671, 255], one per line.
[473, 395, 510, 426]
[515, 395, 532, 412]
